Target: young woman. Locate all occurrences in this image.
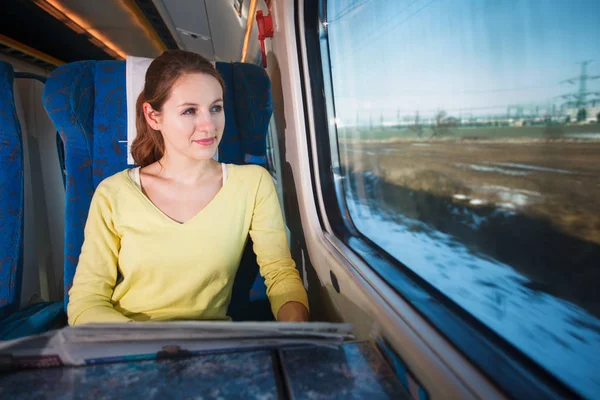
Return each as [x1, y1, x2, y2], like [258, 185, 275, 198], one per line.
[67, 50, 309, 325]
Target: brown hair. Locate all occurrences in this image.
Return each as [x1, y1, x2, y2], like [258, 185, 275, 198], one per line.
[131, 50, 225, 167]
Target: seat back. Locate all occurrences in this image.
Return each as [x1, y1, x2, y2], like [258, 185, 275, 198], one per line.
[43, 60, 273, 320]
[216, 62, 272, 321]
[0, 61, 24, 320]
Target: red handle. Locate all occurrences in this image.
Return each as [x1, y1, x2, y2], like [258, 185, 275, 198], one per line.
[256, 10, 273, 68]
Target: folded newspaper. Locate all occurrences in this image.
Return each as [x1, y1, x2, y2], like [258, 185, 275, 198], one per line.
[0, 322, 353, 371]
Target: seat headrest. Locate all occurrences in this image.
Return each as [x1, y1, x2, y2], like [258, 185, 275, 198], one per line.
[216, 61, 272, 165]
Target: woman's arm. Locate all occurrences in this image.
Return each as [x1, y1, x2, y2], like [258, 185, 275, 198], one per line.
[277, 301, 309, 322]
[67, 184, 131, 325]
[249, 167, 310, 322]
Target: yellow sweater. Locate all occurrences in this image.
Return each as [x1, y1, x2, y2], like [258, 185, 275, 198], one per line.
[67, 164, 308, 325]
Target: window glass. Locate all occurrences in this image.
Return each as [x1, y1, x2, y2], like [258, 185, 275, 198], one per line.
[325, 1, 600, 397]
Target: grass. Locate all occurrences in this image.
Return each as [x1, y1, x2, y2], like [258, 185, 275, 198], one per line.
[338, 124, 600, 141]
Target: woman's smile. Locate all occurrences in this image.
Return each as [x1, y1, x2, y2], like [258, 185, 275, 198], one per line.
[192, 137, 216, 146]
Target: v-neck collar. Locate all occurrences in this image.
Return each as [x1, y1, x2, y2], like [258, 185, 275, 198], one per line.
[125, 163, 231, 226]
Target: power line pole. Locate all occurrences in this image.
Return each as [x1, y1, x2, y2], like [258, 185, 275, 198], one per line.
[560, 60, 600, 121]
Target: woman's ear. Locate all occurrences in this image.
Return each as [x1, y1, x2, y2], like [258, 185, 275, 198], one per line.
[143, 102, 161, 130]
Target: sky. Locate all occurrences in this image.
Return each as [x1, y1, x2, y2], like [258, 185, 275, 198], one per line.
[326, 0, 600, 122]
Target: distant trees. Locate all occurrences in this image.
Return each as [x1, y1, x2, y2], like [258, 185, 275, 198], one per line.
[431, 111, 458, 137]
[409, 110, 423, 137]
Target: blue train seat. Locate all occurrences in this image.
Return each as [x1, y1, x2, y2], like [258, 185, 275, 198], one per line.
[42, 59, 273, 322]
[0, 61, 24, 322]
[0, 61, 64, 340]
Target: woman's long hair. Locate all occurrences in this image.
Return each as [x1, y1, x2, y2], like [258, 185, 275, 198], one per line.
[131, 50, 225, 167]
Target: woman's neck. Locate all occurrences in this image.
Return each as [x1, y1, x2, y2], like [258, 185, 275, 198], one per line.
[152, 152, 220, 185]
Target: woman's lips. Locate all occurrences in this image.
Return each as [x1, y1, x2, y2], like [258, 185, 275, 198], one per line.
[193, 138, 215, 146]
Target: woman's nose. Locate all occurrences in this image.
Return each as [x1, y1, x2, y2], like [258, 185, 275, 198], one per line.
[195, 111, 216, 132]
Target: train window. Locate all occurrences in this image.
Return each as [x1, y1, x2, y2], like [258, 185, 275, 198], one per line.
[321, 0, 599, 398]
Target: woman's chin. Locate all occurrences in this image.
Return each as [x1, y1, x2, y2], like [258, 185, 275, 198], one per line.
[188, 148, 218, 161]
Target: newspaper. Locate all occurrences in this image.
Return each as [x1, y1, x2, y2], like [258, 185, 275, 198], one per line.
[0, 322, 353, 371]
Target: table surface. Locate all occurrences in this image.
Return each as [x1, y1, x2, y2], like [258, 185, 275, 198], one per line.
[0, 341, 409, 399]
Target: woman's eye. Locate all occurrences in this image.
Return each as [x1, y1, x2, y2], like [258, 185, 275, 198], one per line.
[182, 108, 196, 115]
[211, 105, 223, 113]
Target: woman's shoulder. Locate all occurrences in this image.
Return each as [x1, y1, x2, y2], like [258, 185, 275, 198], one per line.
[228, 163, 270, 184]
[94, 168, 135, 197]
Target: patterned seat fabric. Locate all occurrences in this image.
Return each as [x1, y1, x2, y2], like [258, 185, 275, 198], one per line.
[0, 62, 66, 340]
[0, 61, 24, 322]
[216, 62, 271, 167]
[217, 62, 273, 321]
[43, 60, 274, 321]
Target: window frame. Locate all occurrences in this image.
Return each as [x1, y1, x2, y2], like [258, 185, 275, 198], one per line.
[298, 0, 581, 398]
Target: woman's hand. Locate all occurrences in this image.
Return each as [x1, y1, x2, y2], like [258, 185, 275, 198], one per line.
[277, 301, 309, 322]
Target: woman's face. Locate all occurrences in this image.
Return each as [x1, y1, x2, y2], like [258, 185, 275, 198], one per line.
[151, 73, 225, 162]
